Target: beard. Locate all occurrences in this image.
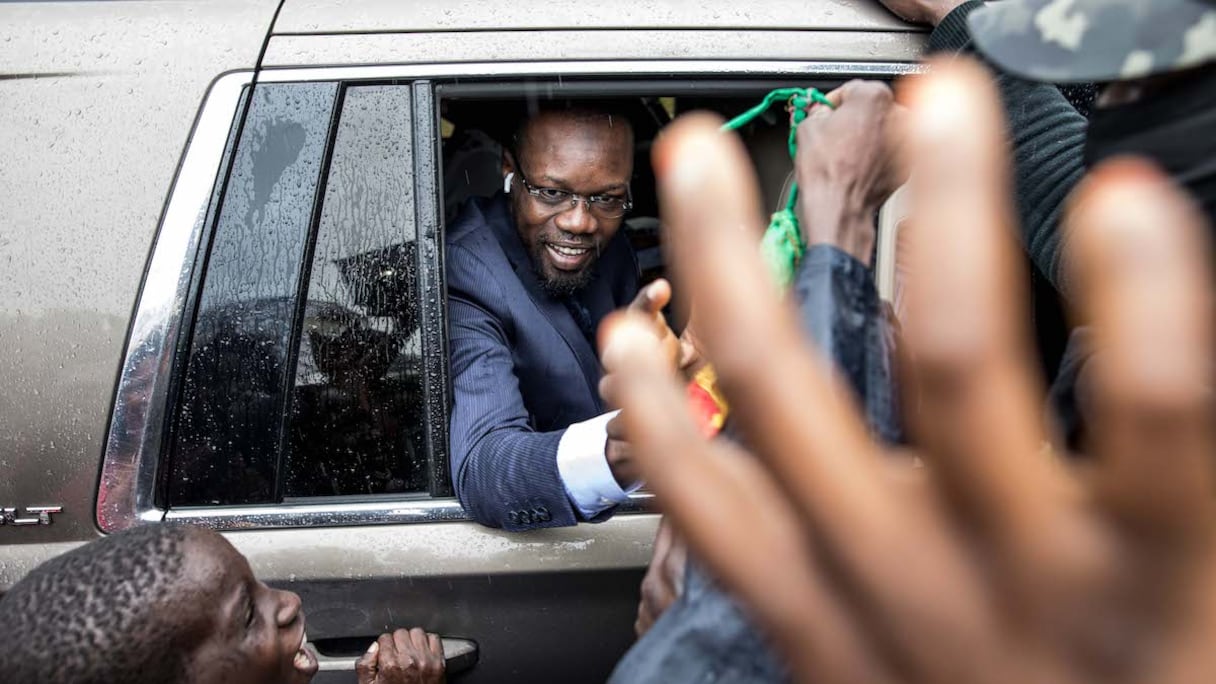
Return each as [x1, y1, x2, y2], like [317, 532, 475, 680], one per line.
[510, 191, 612, 298]
[530, 237, 598, 298]
[520, 223, 604, 298]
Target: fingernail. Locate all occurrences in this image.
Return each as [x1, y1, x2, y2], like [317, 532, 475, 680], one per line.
[602, 316, 661, 370]
[652, 133, 675, 179]
[653, 114, 721, 185]
[1076, 157, 1165, 202]
[615, 316, 659, 347]
[367, 642, 379, 654]
[910, 72, 972, 143]
[1070, 158, 1171, 234]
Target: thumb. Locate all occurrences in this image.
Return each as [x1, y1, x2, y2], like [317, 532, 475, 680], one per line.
[356, 640, 379, 684]
[600, 312, 675, 392]
[630, 278, 672, 316]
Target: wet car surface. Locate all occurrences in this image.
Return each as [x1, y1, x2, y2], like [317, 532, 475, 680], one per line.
[0, 2, 924, 680]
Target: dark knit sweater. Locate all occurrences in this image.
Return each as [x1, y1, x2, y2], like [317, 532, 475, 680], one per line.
[928, 1, 1090, 298]
[931, 2, 1102, 443]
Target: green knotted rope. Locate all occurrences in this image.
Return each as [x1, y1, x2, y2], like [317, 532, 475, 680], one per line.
[721, 87, 834, 288]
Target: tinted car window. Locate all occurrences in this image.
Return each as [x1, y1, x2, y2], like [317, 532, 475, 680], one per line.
[170, 82, 338, 507]
[282, 85, 427, 498]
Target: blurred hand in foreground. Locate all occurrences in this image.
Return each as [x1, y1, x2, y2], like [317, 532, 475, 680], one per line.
[599, 59, 1216, 684]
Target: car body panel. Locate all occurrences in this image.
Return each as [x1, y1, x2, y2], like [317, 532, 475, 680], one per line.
[0, 0, 279, 544]
[273, 0, 916, 33]
[1, 3, 922, 680]
[262, 29, 924, 66]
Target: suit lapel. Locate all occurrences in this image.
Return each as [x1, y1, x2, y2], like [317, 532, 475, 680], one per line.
[486, 196, 605, 404]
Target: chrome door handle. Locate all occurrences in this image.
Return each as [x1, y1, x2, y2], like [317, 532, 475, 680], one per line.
[311, 637, 478, 675]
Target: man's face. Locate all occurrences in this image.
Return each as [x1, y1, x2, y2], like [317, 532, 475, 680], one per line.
[182, 531, 319, 684]
[505, 112, 633, 297]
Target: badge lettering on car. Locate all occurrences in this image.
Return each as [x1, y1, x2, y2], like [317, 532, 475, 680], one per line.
[0, 506, 63, 526]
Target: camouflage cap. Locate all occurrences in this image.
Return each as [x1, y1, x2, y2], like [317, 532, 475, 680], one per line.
[968, 0, 1216, 83]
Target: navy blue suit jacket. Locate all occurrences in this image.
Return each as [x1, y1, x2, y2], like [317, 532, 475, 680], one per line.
[446, 194, 640, 530]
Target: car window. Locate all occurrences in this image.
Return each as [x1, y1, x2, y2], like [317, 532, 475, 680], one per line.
[169, 81, 339, 507]
[167, 82, 433, 507]
[282, 85, 427, 498]
[163, 76, 859, 514]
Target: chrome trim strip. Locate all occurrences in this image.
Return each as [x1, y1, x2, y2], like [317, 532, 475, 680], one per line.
[165, 492, 655, 529]
[258, 59, 921, 83]
[97, 71, 252, 532]
[165, 499, 471, 528]
[99, 58, 917, 533]
[313, 637, 478, 674]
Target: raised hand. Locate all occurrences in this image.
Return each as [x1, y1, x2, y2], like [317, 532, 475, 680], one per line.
[795, 80, 907, 265]
[598, 58, 1216, 684]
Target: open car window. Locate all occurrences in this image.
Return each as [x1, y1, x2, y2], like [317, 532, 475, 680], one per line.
[161, 75, 901, 516]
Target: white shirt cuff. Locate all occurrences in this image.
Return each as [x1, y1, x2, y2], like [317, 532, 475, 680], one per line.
[556, 410, 641, 519]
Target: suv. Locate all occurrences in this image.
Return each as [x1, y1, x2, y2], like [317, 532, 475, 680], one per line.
[0, 2, 923, 681]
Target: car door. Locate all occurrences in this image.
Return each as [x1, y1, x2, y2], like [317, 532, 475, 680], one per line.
[98, 73, 658, 683]
[98, 47, 922, 684]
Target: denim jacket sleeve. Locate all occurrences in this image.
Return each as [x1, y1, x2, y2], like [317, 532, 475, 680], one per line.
[791, 245, 902, 445]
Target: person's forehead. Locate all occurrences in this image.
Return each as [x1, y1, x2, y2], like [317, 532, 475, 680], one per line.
[521, 114, 633, 182]
[524, 113, 632, 152]
[173, 533, 255, 652]
[182, 532, 250, 593]
[124, 531, 247, 669]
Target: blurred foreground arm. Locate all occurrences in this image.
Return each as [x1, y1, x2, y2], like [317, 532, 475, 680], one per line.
[600, 59, 1216, 684]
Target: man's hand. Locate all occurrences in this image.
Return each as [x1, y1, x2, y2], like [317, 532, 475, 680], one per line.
[875, 0, 965, 26]
[795, 80, 907, 265]
[604, 413, 639, 488]
[600, 59, 1216, 684]
[356, 628, 446, 684]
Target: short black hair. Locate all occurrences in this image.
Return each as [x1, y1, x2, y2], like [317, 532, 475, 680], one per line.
[509, 101, 635, 169]
[0, 524, 211, 684]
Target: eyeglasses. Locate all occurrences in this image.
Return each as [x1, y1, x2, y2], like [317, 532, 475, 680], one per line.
[513, 167, 633, 219]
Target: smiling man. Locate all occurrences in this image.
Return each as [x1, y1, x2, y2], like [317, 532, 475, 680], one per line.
[445, 103, 646, 531]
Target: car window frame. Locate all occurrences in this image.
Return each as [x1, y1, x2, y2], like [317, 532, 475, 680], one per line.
[166, 79, 343, 508]
[98, 60, 917, 533]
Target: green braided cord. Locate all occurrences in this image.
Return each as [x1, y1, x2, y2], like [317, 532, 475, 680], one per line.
[759, 208, 803, 289]
[720, 87, 833, 289]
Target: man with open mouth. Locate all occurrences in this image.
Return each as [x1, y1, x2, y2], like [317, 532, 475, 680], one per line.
[446, 102, 655, 531]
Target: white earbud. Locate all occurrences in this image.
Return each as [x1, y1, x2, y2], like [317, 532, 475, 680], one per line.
[503, 172, 514, 194]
